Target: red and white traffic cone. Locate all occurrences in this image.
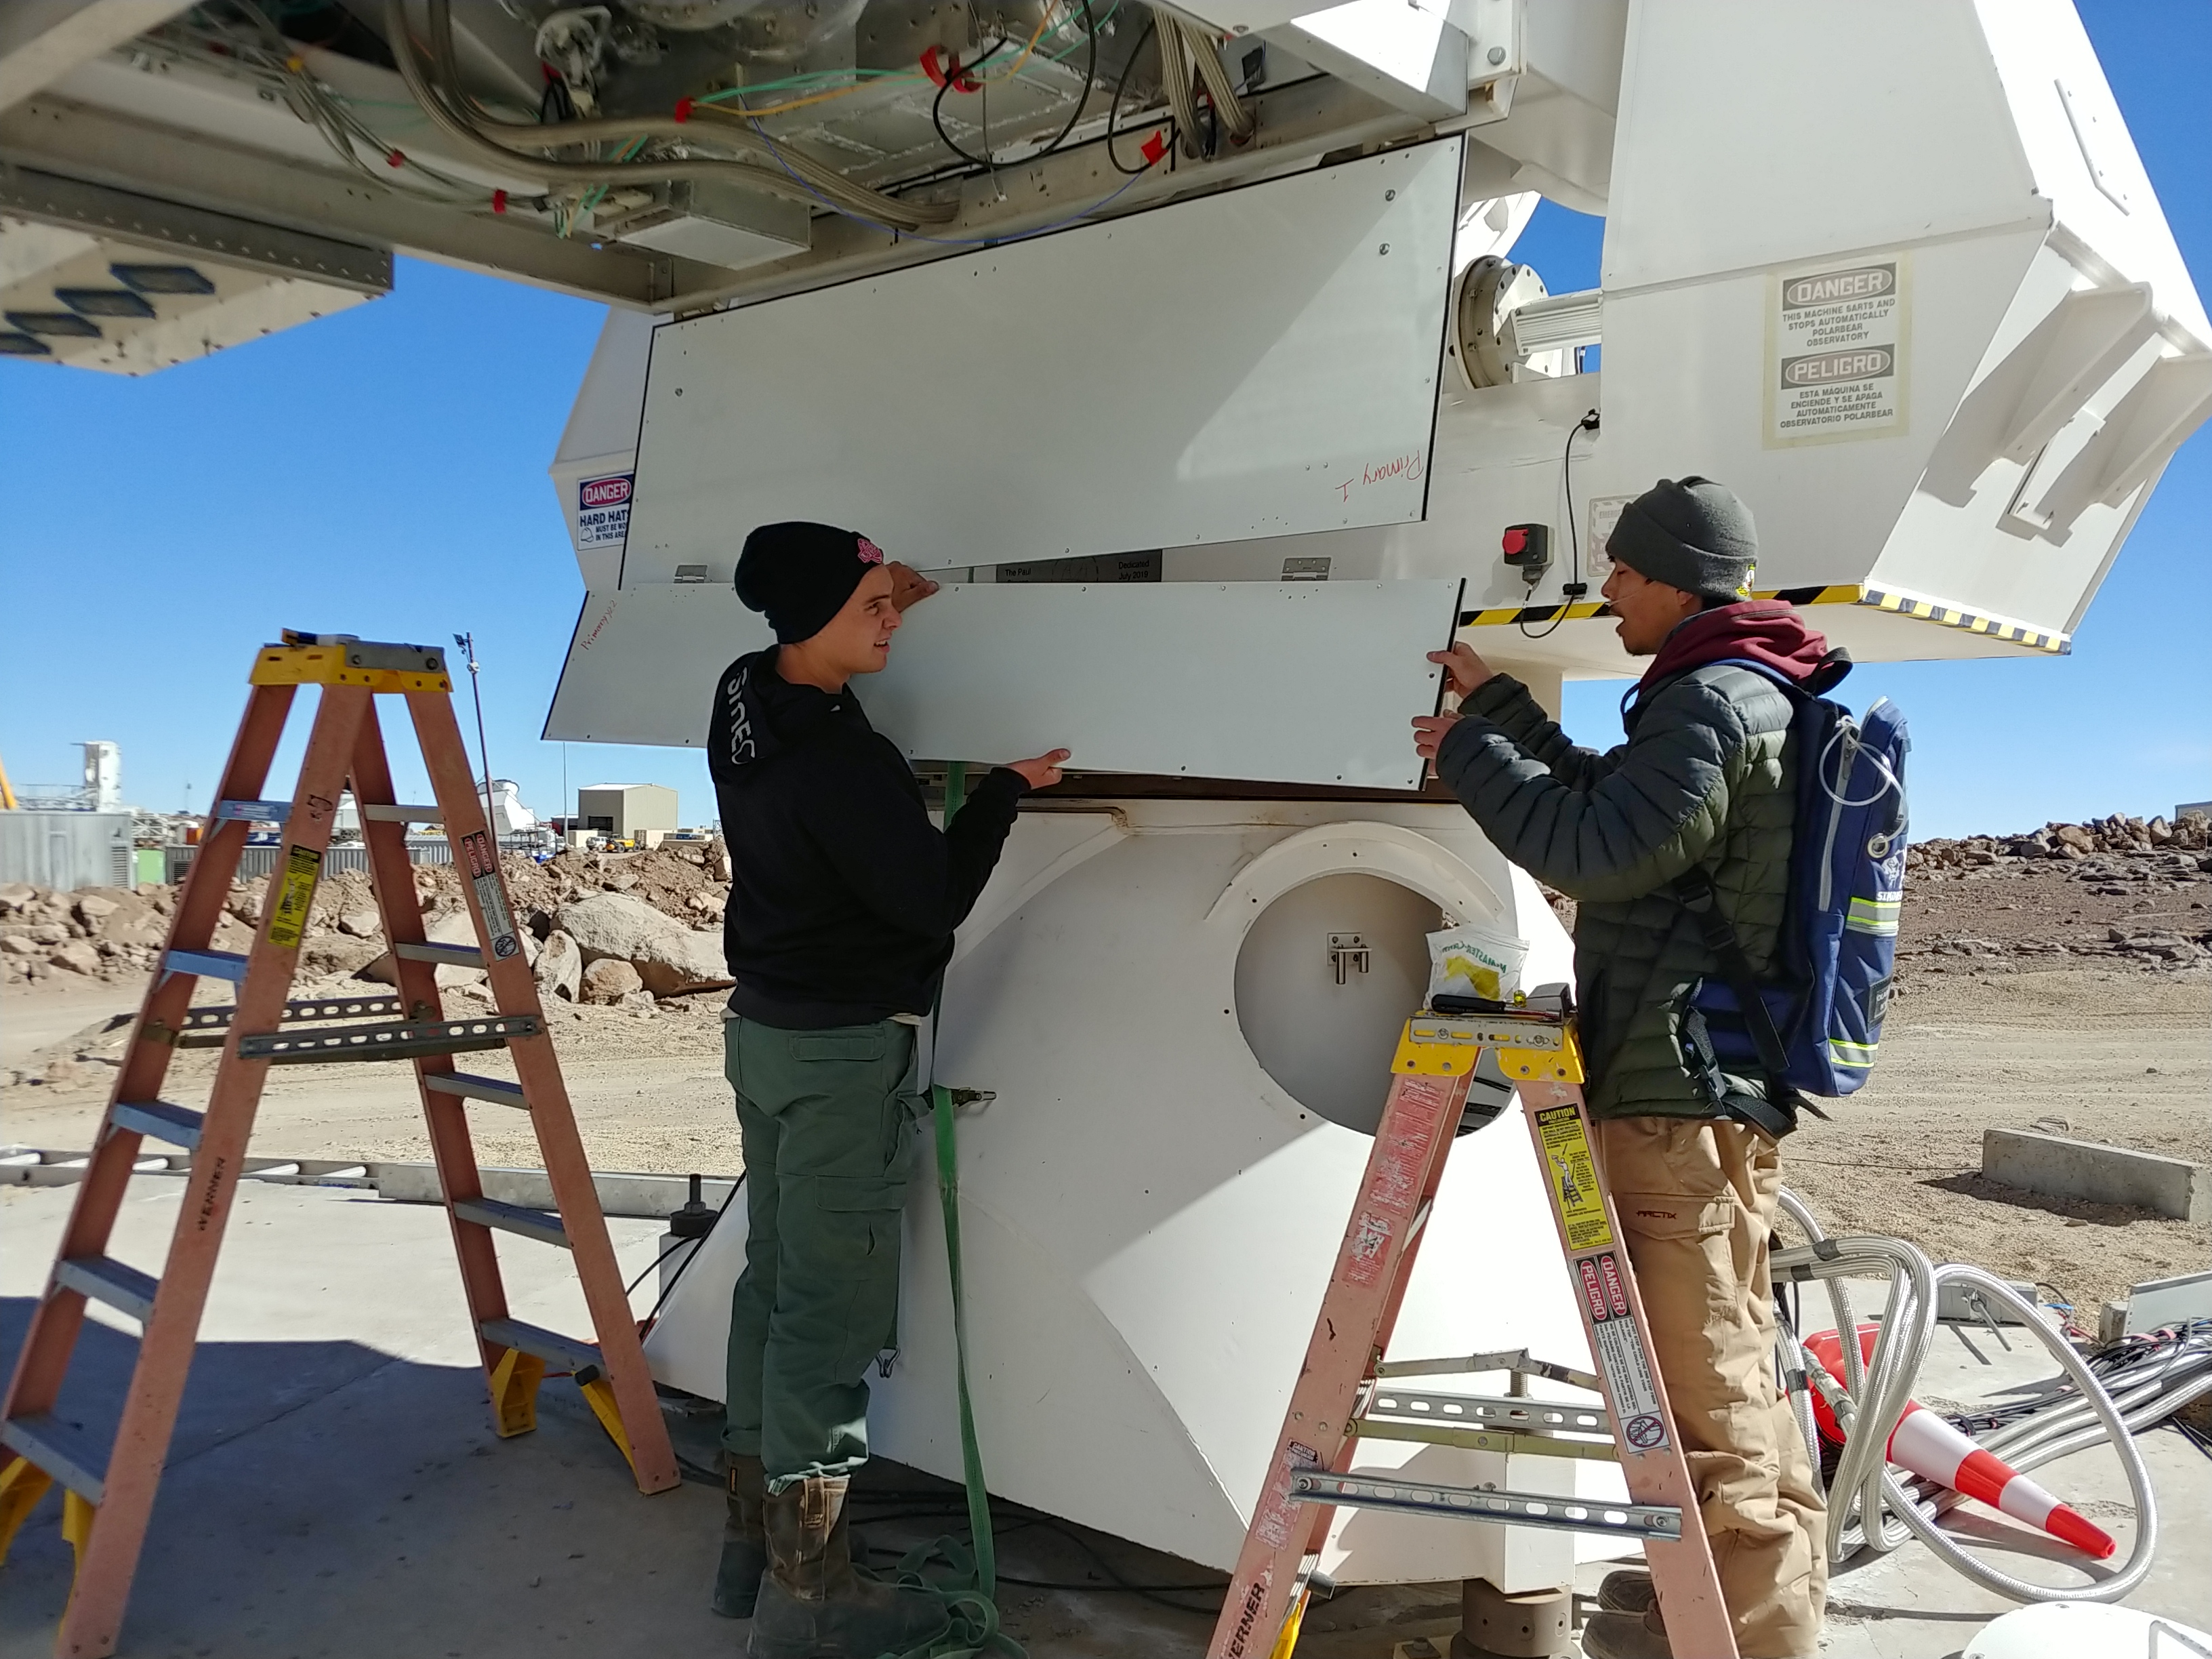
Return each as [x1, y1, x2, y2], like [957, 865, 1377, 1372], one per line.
[1803, 1325, 2115, 1560]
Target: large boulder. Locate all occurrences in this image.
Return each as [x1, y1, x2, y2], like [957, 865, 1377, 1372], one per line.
[48, 941, 104, 976]
[580, 958, 644, 1004]
[535, 929, 583, 1002]
[555, 892, 729, 997]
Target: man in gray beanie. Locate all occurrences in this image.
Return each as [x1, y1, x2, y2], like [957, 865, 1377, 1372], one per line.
[1410, 477, 1835, 1659]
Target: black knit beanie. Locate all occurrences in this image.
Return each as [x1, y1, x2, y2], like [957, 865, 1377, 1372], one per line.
[1605, 476, 1758, 600]
[734, 521, 888, 644]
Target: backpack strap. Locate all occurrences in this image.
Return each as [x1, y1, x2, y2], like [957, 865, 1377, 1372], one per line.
[1671, 866, 1828, 1135]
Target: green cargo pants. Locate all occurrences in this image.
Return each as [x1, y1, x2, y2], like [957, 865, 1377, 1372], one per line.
[722, 1015, 921, 1492]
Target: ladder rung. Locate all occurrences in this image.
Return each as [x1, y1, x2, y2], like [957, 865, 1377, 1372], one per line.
[453, 1197, 569, 1249]
[1364, 1389, 1612, 1435]
[178, 996, 407, 1045]
[213, 799, 289, 823]
[163, 949, 249, 982]
[55, 1256, 160, 1323]
[479, 1317, 601, 1376]
[360, 803, 444, 821]
[1350, 1416, 1619, 1463]
[0, 1412, 109, 1504]
[395, 941, 485, 967]
[111, 1099, 205, 1150]
[1289, 1470, 1681, 1541]
[238, 1014, 541, 1065]
[426, 1072, 527, 1109]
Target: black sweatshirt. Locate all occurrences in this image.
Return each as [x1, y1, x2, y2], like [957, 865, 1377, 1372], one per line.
[707, 647, 1027, 1029]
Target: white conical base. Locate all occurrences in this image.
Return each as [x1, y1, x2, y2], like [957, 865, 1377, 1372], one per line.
[647, 800, 1618, 1587]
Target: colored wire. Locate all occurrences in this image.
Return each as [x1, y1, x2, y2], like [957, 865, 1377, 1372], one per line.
[739, 110, 1160, 248]
[929, 38, 1012, 171]
[930, 0, 1101, 172]
[386, 0, 955, 230]
[1104, 16, 1168, 176]
[1517, 410, 1600, 640]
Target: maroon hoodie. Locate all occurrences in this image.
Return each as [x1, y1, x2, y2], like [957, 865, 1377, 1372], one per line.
[1635, 601, 1832, 702]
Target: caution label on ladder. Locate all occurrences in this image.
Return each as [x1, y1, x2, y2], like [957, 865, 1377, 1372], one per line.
[266, 845, 321, 950]
[1535, 1104, 1612, 1252]
[1578, 1250, 1669, 1452]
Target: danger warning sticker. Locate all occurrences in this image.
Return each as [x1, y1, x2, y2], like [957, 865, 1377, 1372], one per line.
[1536, 1103, 1612, 1252]
[1579, 1248, 1669, 1454]
[460, 830, 520, 960]
[577, 472, 633, 550]
[1765, 255, 1910, 447]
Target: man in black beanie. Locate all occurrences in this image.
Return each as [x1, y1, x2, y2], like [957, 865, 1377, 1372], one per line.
[1410, 478, 1830, 1659]
[705, 520, 1068, 1656]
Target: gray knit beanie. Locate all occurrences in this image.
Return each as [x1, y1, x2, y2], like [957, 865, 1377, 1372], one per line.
[1605, 476, 1758, 600]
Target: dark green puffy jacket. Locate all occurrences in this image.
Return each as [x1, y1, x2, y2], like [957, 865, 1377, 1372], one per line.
[1434, 660, 1803, 1121]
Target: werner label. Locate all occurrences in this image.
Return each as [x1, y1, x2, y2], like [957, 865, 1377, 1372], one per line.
[577, 472, 634, 550]
[1765, 256, 1909, 447]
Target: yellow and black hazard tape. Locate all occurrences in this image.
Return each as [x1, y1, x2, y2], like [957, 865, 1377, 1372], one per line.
[1457, 582, 2067, 654]
[1857, 586, 2068, 653]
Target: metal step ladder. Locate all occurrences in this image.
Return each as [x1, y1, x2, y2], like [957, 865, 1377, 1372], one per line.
[0, 633, 680, 1658]
[1205, 1002, 1739, 1659]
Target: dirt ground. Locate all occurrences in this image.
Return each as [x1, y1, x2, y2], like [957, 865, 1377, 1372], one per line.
[3, 826, 2206, 1319]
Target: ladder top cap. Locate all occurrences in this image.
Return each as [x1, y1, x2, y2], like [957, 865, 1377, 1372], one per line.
[252, 636, 452, 693]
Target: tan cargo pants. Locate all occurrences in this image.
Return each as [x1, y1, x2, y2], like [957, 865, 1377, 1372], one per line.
[1597, 1116, 1828, 1659]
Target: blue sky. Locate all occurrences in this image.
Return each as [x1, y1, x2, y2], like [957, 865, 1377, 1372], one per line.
[1, 1, 2203, 838]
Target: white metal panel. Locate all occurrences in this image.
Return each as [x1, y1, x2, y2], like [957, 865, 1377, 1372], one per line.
[541, 588, 771, 747]
[864, 579, 1462, 789]
[1603, 1, 2041, 293]
[617, 142, 1465, 586]
[545, 578, 1460, 789]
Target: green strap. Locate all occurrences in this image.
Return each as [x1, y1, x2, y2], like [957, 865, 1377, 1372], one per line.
[931, 1084, 996, 1601]
[882, 756, 1024, 1658]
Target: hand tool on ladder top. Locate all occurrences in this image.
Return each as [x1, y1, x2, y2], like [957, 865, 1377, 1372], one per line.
[1205, 1002, 1740, 1659]
[0, 634, 678, 1659]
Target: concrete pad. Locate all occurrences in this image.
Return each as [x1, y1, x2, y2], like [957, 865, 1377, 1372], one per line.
[1983, 1128, 2209, 1222]
[4, 1193, 2209, 1659]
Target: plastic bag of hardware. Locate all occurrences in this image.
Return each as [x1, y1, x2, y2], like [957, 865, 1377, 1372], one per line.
[1425, 923, 1529, 1006]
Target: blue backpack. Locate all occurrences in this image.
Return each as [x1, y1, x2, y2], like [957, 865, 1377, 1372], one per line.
[1673, 657, 1910, 1132]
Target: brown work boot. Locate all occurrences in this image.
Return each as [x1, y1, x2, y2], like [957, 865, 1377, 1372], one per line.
[712, 1454, 769, 1618]
[1580, 1609, 1673, 1659]
[750, 1475, 951, 1658]
[1597, 1569, 1658, 1616]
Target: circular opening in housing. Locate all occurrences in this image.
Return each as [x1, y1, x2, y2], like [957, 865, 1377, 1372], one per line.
[1233, 872, 1441, 1134]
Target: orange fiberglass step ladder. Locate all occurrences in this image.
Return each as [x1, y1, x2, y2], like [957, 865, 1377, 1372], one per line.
[1206, 1000, 1740, 1659]
[0, 632, 679, 1658]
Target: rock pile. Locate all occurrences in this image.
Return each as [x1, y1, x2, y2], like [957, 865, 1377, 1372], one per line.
[0, 882, 182, 985]
[1898, 813, 2212, 977]
[0, 840, 735, 1006]
[1906, 811, 2211, 872]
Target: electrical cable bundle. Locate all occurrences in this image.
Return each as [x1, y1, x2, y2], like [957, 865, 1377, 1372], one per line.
[1952, 1317, 2212, 1467]
[929, 0, 1103, 173]
[167, 2, 489, 204]
[382, 0, 957, 230]
[1769, 1189, 2164, 1605]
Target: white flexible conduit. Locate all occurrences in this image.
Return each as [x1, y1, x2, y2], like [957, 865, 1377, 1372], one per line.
[1180, 23, 1256, 142]
[1769, 1189, 2160, 1603]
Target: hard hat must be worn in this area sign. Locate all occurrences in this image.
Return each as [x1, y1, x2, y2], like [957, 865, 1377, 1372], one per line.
[577, 473, 634, 550]
[1765, 254, 1911, 448]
